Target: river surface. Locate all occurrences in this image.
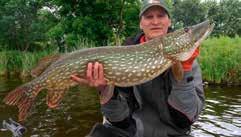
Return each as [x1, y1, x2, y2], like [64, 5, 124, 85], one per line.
[0, 78, 240, 137]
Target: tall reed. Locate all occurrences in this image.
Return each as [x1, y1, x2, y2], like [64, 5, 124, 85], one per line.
[0, 37, 96, 78]
[0, 51, 7, 76]
[199, 36, 241, 85]
[0, 50, 53, 78]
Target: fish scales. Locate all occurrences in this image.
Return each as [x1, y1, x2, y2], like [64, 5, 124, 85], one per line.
[38, 43, 165, 88]
[3, 20, 214, 121]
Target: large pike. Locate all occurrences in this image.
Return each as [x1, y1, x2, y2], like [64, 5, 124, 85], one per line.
[3, 20, 214, 121]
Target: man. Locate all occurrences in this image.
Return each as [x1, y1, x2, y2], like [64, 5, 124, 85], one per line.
[71, 0, 205, 137]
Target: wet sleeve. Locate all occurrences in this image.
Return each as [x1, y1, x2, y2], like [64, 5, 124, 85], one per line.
[100, 86, 131, 123]
[168, 60, 205, 123]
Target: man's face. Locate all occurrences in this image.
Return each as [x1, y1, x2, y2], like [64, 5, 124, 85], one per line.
[140, 6, 171, 40]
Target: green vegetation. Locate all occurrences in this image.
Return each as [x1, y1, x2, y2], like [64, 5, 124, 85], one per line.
[0, 37, 96, 78]
[0, 0, 241, 85]
[0, 50, 52, 78]
[199, 36, 241, 85]
[0, 0, 241, 51]
[0, 37, 240, 85]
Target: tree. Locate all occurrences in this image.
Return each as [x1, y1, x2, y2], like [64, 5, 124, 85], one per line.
[0, 0, 56, 51]
[171, 0, 241, 37]
[172, 0, 207, 29]
[205, 0, 241, 37]
[48, 0, 140, 46]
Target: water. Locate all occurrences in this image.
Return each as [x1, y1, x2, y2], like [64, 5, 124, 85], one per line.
[0, 79, 102, 137]
[191, 86, 241, 137]
[0, 79, 240, 137]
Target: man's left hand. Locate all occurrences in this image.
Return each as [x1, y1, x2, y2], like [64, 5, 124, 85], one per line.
[181, 42, 200, 72]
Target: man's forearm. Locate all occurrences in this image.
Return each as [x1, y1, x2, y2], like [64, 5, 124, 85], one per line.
[168, 60, 205, 122]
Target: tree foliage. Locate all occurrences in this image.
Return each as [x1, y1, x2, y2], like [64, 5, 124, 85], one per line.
[205, 0, 241, 37]
[0, 0, 56, 51]
[0, 0, 241, 52]
[172, 0, 207, 28]
[48, 0, 140, 47]
[171, 0, 241, 37]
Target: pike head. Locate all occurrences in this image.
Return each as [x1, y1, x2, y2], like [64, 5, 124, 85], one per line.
[162, 20, 214, 61]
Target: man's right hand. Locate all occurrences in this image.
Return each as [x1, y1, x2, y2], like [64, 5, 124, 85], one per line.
[70, 62, 107, 88]
[71, 62, 114, 104]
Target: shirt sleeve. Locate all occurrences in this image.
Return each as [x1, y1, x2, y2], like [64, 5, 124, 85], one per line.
[168, 60, 205, 123]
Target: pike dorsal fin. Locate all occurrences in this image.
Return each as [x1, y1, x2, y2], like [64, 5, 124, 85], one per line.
[31, 54, 61, 77]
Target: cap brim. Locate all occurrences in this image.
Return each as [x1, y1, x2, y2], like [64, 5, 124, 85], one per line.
[139, 4, 169, 17]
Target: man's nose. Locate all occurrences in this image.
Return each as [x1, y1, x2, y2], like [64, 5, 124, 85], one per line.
[152, 16, 161, 25]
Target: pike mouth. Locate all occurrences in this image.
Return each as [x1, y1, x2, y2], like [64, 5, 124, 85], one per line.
[197, 23, 214, 43]
[190, 20, 215, 43]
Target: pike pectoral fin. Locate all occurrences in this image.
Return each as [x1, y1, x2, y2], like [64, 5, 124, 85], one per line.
[31, 54, 61, 77]
[99, 84, 114, 105]
[47, 90, 65, 108]
[171, 62, 184, 81]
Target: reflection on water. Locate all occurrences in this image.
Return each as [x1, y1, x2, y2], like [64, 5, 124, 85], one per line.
[191, 86, 241, 137]
[0, 79, 240, 137]
[0, 79, 102, 137]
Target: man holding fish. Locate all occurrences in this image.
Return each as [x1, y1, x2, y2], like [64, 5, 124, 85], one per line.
[71, 0, 206, 137]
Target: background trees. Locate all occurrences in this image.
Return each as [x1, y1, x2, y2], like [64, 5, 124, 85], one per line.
[0, 0, 240, 51]
[47, 0, 140, 49]
[0, 0, 56, 51]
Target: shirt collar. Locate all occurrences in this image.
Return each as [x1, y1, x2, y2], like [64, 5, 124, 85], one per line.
[139, 35, 146, 43]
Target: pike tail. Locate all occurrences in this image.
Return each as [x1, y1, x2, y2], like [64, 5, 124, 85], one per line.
[3, 82, 42, 121]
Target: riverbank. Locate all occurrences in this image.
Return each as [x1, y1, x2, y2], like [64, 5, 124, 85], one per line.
[0, 36, 240, 85]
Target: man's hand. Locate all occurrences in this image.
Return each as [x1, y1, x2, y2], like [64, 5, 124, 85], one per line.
[181, 42, 200, 72]
[70, 62, 107, 88]
[71, 62, 113, 105]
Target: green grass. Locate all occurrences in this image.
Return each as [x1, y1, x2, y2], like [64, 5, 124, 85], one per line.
[0, 50, 54, 78]
[0, 37, 96, 78]
[0, 51, 7, 76]
[199, 36, 241, 85]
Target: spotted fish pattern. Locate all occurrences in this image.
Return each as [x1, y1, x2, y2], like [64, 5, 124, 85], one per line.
[3, 20, 214, 121]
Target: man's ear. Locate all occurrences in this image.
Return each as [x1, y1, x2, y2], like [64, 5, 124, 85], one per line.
[139, 17, 143, 30]
[139, 22, 143, 30]
[168, 18, 171, 28]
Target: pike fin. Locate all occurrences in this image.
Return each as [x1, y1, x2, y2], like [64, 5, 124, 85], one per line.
[31, 54, 61, 77]
[47, 90, 66, 108]
[171, 62, 184, 81]
[3, 83, 41, 121]
[99, 85, 114, 105]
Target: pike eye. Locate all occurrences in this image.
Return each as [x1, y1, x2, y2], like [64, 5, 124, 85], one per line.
[184, 27, 189, 32]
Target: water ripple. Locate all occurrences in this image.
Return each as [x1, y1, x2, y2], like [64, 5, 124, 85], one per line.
[0, 80, 241, 137]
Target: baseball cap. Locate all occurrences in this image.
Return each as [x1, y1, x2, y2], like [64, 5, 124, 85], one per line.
[139, 0, 170, 17]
